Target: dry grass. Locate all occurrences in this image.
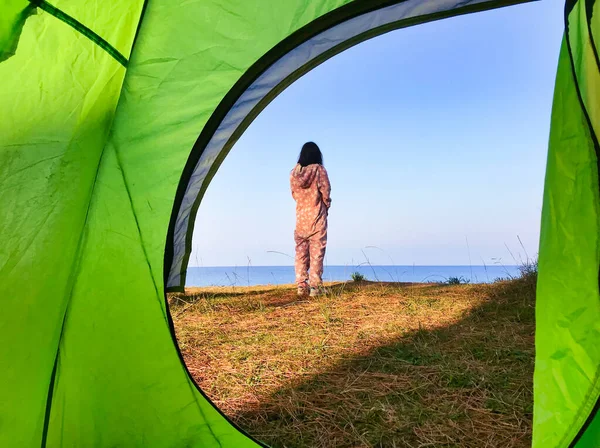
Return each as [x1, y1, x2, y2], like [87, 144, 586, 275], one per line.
[170, 274, 535, 448]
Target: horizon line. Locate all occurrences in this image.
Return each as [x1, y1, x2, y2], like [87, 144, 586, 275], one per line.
[187, 264, 520, 268]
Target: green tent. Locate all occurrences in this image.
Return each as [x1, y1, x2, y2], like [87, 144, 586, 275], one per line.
[0, 0, 598, 446]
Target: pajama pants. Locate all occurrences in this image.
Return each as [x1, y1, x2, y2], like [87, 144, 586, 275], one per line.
[294, 226, 327, 288]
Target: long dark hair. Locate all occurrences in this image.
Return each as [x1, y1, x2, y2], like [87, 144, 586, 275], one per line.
[297, 142, 323, 167]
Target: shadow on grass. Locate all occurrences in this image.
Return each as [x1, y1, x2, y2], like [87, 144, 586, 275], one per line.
[229, 276, 536, 448]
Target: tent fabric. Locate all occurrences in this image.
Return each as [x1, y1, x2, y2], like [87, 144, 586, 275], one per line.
[0, 2, 145, 446]
[535, 1, 600, 447]
[0, 0, 599, 447]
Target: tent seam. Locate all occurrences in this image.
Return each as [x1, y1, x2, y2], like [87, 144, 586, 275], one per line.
[28, 0, 128, 67]
[112, 144, 164, 317]
[40, 352, 58, 448]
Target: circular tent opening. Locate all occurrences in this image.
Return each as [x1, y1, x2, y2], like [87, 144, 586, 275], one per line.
[166, 2, 556, 447]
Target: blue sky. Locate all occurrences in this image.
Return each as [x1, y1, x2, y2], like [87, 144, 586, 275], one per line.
[189, 1, 564, 268]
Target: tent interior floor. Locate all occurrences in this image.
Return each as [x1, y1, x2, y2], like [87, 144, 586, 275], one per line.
[169, 274, 536, 448]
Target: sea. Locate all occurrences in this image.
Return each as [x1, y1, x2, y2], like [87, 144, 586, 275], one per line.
[185, 265, 520, 287]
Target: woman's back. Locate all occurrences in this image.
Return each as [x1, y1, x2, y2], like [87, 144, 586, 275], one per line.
[291, 142, 331, 296]
[290, 163, 331, 237]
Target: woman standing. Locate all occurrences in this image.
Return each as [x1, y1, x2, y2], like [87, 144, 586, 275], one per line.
[290, 142, 332, 296]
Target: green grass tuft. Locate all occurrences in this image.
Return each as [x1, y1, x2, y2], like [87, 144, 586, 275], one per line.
[351, 271, 367, 282]
[446, 276, 471, 285]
